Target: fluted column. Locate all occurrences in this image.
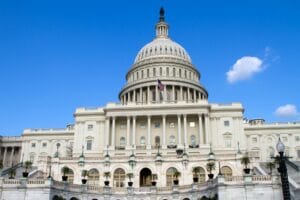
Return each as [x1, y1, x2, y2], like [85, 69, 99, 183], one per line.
[177, 115, 182, 146]
[172, 85, 175, 102]
[180, 86, 183, 101]
[105, 117, 110, 147]
[139, 88, 143, 103]
[183, 115, 187, 145]
[204, 114, 210, 144]
[132, 116, 136, 147]
[162, 115, 166, 149]
[187, 88, 190, 102]
[147, 116, 151, 149]
[111, 117, 116, 148]
[126, 116, 131, 147]
[193, 89, 196, 102]
[156, 85, 159, 103]
[198, 114, 203, 146]
[133, 90, 136, 103]
[10, 147, 15, 166]
[147, 86, 150, 104]
[3, 148, 7, 167]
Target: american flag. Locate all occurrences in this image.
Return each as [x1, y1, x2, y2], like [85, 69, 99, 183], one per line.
[157, 79, 165, 91]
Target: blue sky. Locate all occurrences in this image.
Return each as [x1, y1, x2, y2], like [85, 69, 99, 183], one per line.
[0, 0, 299, 135]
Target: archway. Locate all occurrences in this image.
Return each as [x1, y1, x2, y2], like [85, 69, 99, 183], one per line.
[140, 168, 152, 187]
[220, 166, 232, 177]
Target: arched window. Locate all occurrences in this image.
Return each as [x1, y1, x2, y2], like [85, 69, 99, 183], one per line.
[166, 167, 179, 186]
[120, 137, 126, 146]
[221, 166, 232, 177]
[88, 169, 100, 185]
[61, 167, 74, 184]
[169, 135, 175, 145]
[155, 136, 160, 147]
[113, 168, 125, 188]
[140, 136, 146, 146]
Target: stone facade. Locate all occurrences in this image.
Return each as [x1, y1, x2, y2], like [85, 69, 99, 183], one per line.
[1, 8, 300, 200]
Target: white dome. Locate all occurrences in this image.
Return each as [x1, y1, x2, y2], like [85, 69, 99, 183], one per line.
[134, 37, 192, 64]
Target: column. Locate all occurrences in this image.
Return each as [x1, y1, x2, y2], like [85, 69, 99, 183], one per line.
[147, 116, 151, 149]
[183, 115, 187, 145]
[180, 86, 183, 101]
[10, 147, 15, 166]
[177, 115, 182, 146]
[147, 86, 150, 104]
[193, 89, 196, 102]
[172, 85, 175, 102]
[198, 114, 203, 145]
[126, 117, 131, 147]
[3, 147, 7, 167]
[156, 85, 159, 103]
[187, 88, 190, 102]
[162, 115, 166, 149]
[105, 117, 110, 147]
[139, 88, 143, 103]
[133, 90, 136, 103]
[204, 114, 210, 144]
[132, 116, 136, 147]
[111, 117, 116, 147]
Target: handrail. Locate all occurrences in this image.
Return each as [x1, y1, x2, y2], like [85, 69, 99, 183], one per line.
[286, 159, 300, 172]
[1, 162, 23, 176]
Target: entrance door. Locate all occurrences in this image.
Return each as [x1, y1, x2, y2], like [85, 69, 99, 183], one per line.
[140, 168, 152, 187]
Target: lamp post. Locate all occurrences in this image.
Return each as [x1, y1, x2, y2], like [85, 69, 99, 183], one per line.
[276, 138, 291, 200]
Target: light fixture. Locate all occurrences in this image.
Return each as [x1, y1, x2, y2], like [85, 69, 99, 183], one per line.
[207, 143, 215, 163]
[276, 138, 285, 153]
[104, 146, 111, 167]
[128, 147, 136, 168]
[181, 144, 189, 168]
[78, 145, 85, 167]
[155, 145, 163, 165]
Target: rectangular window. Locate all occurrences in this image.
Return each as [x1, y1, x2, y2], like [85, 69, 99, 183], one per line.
[169, 122, 175, 128]
[86, 140, 92, 150]
[296, 136, 300, 142]
[154, 122, 160, 128]
[88, 124, 93, 131]
[298, 150, 300, 158]
[224, 120, 230, 126]
[252, 137, 257, 143]
[120, 123, 126, 129]
[140, 122, 146, 128]
[189, 122, 195, 127]
[282, 137, 288, 142]
[31, 143, 36, 148]
[42, 143, 47, 147]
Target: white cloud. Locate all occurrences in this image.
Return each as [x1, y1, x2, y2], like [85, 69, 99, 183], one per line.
[226, 56, 263, 83]
[275, 104, 299, 117]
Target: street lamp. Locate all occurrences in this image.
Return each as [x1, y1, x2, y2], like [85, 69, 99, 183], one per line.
[181, 144, 189, 168]
[276, 138, 291, 200]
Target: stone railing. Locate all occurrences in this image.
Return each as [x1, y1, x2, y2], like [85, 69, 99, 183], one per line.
[0, 175, 277, 195]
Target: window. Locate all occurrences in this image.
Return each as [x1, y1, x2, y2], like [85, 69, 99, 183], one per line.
[120, 137, 126, 146]
[166, 167, 178, 186]
[297, 150, 300, 158]
[169, 122, 175, 128]
[88, 124, 93, 131]
[160, 67, 162, 76]
[140, 136, 146, 146]
[296, 136, 300, 142]
[153, 68, 156, 76]
[220, 166, 233, 177]
[252, 137, 257, 143]
[189, 122, 195, 127]
[154, 122, 161, 128]
[155, 136, 160, 146]
[223, 133, 232, 148]
[29, 154, 35, 163]
[31, 143, 36, 148]
[190, 135, 196, 146]
[86, 140, 93, 150]
[114, 168, 125, 187]
[224, 120, 230, 126]
[166, 67, 169, 76]
[140, 122, 146, 129]
[169, 135, 175, 145]
[120, 123, 126, 129]
[282, 137, 288, 142]
[42, 142, 47, 147]
[88, 169, 99, 185]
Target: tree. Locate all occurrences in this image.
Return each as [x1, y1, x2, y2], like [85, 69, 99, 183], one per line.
[266, 162, 275, 175]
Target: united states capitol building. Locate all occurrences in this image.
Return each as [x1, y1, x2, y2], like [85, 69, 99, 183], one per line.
[0, 8, 300, 200]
